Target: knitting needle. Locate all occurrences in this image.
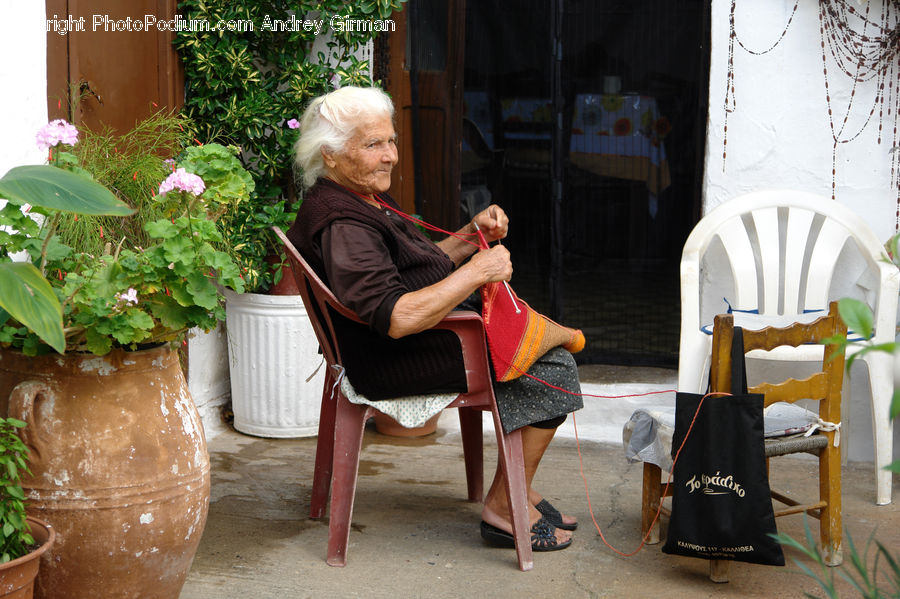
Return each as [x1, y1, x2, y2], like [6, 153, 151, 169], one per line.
[473, 222, 520, 313]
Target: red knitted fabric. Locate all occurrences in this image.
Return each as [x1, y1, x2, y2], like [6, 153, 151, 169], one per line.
[481, 280, 585, 382]
[474, 230, 585, 382]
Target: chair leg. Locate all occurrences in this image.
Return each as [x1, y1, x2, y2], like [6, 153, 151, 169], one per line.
[310, 377, 337, 519]
[326, 398, 369, 567]
[709, 560, 729, 583]
[641, 462, 662, 544]
[492, 413, 533, 572]
[458, 407, 484, 502]
[820, 443, 843, 566]
[865, 353, 894, 505]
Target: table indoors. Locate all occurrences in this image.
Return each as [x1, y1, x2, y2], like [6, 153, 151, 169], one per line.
[462, 90, 672, 195]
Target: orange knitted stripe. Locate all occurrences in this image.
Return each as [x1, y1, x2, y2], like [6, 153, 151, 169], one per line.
[503, 309, 545, 381]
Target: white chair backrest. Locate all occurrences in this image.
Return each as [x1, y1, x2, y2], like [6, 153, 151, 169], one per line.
[684, 190, 889, 321]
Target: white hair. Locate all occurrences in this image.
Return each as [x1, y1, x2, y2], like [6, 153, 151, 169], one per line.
[294, 86, 395, 190]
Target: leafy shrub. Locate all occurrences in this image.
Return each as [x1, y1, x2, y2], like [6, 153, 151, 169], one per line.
[0, 417, 33, 563]
[54, 110, 194, 256]
[175, 0, 407, 201]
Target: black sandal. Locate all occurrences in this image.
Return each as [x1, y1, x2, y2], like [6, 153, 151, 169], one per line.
[480, 517, 572, 552]
[535, 499, 577, 531]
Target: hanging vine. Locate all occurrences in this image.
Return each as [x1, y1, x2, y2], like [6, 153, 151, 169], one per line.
[817, 0, 900, 218]
[724, 0, 900, 227]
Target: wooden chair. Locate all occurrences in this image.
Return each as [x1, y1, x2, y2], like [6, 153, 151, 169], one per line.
[642, 301, 847, 581]
[273, 227, 534, 571]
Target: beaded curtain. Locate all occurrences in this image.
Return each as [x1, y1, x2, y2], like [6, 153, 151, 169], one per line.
[724, 0, 900, 228]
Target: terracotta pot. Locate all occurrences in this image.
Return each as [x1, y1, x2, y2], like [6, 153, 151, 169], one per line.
[0, 346, 210, 599]
[0, 517, 55, 599]
[265, 254, 300, 295]
[373, 412, 441, 437]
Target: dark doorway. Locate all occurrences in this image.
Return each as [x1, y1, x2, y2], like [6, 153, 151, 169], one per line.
[461, 0, 709, 366]
[380, 0, 709, 366]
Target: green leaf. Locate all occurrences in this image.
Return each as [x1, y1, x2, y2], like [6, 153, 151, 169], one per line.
[5, 512, 24, 531]
[169, 281, 194, 308]
[84, 327, 113, 356]
[185, 272, 218, 310]
[0, 165, 134, 216]
[4, 486, 24, 501]
[149, 297, 189, 330]
[145, 219, 180, 240]
[891, 388, 900, 421]
[122, 309, 155, 334]
[162, 238, 196, 268]
[875, 540, 900, 582]
[837, 298, 874, 340]
[0, 262, 65, 353]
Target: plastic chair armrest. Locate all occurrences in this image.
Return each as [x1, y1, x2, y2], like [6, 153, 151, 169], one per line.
[432, 311, 493, 397]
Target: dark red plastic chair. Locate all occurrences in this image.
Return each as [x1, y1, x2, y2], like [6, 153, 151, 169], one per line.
[274, 227, 533, 571]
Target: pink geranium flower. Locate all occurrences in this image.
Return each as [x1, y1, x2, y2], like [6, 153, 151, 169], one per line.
[115, 288, 139, 305]
[287, 118, 300, 129]
[36, 119, 79, 152]
[158, 168, 205, 197]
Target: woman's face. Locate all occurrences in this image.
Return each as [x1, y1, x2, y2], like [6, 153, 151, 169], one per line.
[323, 115, 398, 196]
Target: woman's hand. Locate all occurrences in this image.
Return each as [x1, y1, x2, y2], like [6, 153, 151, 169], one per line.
[437, 204, 509, 265]
[468, 244, 513, 283]
[472, 204, 509, 243]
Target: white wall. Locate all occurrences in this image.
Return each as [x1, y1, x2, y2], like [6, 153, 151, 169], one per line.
[0, 4, 48, 176]
[704, 0, 895, 240]
[704, 0, 899, 463]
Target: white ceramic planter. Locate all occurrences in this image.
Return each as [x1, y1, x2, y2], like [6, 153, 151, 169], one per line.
[225, 289, 324, 438]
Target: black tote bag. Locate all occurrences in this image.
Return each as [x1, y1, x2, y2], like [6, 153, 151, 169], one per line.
[661, 327, 785, 566]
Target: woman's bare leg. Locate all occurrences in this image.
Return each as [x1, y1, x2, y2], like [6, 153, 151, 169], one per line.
[481, 425, 572, 544]
[518, 425, 578, 529]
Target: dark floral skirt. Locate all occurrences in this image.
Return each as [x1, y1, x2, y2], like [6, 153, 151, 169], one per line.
[493, 347, 583, 433]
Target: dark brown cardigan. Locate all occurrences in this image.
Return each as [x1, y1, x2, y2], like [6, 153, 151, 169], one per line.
[287, 178, 467, 400]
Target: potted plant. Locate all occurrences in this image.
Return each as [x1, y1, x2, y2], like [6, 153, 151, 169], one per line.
[0, 116, 243, 598]
[221, 206, 328, 439]
[177, 142, 325, 438]
[175, 0, 408, 204]
[0, 417, 55, 598]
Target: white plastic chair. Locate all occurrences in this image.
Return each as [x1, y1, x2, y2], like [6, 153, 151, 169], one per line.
[679, 190, 900, 505]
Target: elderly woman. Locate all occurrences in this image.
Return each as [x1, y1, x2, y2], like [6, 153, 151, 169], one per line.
[287, 86, 582, 552]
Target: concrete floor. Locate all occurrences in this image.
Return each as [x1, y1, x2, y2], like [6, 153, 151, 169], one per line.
[180, 366, 900, 598]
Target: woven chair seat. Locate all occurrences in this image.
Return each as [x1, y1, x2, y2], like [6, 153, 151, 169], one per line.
[765, 433, 827, 458]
